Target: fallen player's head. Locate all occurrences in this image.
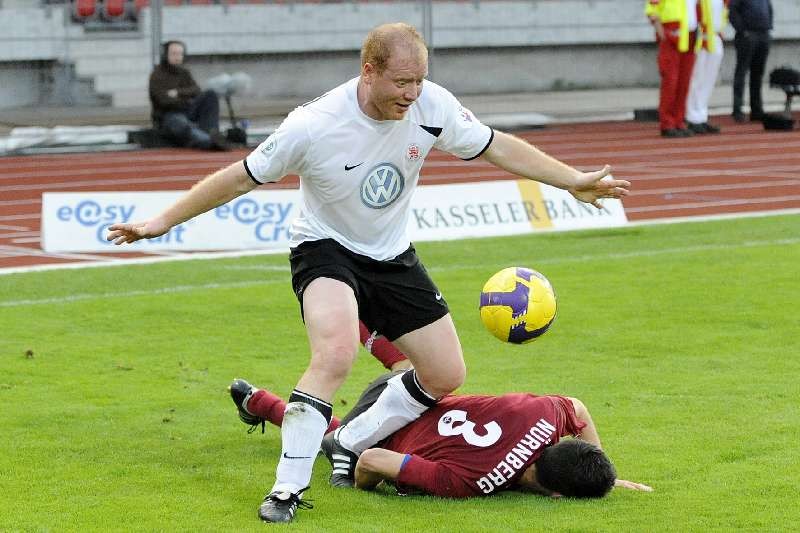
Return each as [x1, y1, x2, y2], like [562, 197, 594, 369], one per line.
[535, 439, 616, 498]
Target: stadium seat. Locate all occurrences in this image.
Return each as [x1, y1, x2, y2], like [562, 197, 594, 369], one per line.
[73, 0, 97, 19]
[103, 0, 127, 19]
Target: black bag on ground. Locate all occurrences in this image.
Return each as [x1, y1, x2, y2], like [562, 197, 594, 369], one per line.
[762, 113, 795, 131]
[226, 127, 247, 145]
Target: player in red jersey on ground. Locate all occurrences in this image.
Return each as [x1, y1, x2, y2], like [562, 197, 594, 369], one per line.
[231, 323, 651, 498]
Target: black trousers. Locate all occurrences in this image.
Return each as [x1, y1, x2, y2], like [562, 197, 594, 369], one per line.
[733, 30, 771, 116]
[160, 90, 220, 148]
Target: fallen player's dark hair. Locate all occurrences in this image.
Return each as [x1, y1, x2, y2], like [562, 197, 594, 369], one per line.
[535, 439, 616, 498]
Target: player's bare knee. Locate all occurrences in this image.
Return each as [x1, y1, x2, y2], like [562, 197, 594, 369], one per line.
[438, 372, 466, 397]
[420, 367, 465, 398]
[309, 346, 357, 382]
[356, 449, 380, 472]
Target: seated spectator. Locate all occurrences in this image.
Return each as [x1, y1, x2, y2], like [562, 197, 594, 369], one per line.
[149, 40, 229, 150]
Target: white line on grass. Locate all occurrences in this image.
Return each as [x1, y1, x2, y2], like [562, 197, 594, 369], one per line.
[0, 280, 282, 308]
[1, 209, 798, 278]
[3, 238, 798, 308]
[421, 237, 800, 274]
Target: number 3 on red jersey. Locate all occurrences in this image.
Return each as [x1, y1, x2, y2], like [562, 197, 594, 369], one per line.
[437, 409, 502, 447]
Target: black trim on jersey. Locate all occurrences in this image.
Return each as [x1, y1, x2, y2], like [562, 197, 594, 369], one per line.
[243, 158, 262, 185]
[301, 90, 331, 107]
[419, 125, 443, 137]
[462, 128, 495, 161]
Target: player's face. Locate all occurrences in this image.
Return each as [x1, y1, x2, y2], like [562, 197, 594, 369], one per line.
[362, 45, 427, 120]
[167, 43, 185, 66]
[519, 464, 562, 498]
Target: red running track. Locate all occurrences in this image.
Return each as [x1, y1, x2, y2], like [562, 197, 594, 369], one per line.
[2, 116, 799, 270]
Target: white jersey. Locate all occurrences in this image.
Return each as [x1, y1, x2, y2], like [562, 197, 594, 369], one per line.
[244, 77, 493, 260]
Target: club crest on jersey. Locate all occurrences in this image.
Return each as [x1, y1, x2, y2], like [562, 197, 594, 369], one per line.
[459, 106, 473, 123]
[260, 135, 277, 156]
[360, 163, 405, 209]
[407, 143, 420, 161]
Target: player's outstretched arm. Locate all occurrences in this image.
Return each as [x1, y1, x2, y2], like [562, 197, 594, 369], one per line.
[106, 160, 257, 245]
[481, 131, 630, 208]
[354, 448, 406, 491]
[567, 398, 654, 493]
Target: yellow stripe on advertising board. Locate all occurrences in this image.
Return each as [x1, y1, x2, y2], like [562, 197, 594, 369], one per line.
[516, 180, 553, 229]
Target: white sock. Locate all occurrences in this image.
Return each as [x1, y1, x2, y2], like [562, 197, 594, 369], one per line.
[337, 372, 433, 454]
[271, 402, 328, 494]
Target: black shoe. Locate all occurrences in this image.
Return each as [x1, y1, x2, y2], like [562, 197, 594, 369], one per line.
[750, 112, 765, 122]
[704, 122, 721, 134]
[229, 379, 265, 434]
[258, 487, 312, 523]
[321, 428, 358, 488]
[686, 122, 707, 134]
[733, 112, 746, 123]
[661, 128, 693, 138]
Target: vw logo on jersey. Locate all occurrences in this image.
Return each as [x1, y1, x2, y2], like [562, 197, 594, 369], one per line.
[360, 163, 405, 209]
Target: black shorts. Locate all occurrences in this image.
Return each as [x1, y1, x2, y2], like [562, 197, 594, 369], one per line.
[289, 239, 449, 341]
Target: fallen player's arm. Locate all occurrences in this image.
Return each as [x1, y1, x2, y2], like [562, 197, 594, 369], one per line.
[568, 397, 602, 448]
[614, 479, 654, 492]
[567, 398, 654, 493]
[354, 448, 406, 491]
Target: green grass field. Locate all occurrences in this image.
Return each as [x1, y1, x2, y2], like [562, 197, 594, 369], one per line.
[1, 214, 798, 532]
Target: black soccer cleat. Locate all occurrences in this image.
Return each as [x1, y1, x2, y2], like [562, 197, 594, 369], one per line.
[228, 378, 265, 434]
[321, 428, 358, 488]
[258, 487, 313, 523]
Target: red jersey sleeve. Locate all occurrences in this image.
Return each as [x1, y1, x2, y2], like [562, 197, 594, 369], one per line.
[395, 455, 475, 498]
[552, 395, 587, 437]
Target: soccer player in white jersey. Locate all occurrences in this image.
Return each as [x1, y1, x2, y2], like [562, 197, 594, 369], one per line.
[107, 23, 631, 524]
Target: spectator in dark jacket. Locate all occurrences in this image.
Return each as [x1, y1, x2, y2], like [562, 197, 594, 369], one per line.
[729, 0, 773, 122]
[149, 41, 229, 150]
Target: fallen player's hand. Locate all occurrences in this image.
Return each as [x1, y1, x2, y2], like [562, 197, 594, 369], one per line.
[569, 165, 631, 208]
[614, 479, 653, 492]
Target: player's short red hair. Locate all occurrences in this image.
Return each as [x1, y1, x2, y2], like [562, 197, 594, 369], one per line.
[361, 23, 427, 73]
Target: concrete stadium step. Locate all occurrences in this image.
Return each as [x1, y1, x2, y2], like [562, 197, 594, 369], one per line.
[111, 89, 150, 108]
[67, 37, 149, 59]
[74, 57, 152, 78]
[93, 71, 150, 94]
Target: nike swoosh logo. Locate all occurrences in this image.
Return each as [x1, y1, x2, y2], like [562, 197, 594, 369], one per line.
[344, 162, 365, 171]
[283, 452, 312, 459]
[435, 292, 443, 301]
